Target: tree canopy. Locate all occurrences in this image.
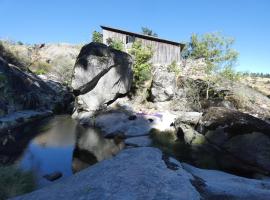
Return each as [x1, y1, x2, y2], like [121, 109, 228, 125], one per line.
[141, 27, 158, 37]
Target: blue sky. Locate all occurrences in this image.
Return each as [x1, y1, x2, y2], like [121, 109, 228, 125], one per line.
[0, 0, 269, 73]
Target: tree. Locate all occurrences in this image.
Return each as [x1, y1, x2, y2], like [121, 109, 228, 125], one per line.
[92, 31, 103, 43]
[106, 38, 124, 51]
[141, 27, 158, 37]
[183, 32, 239, 99]
[129, 41, 153, 87]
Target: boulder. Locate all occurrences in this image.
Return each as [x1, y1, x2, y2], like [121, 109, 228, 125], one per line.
[150, 66, 176, 102]
[71, 43, 133, 118]
[199, 107, 270, 136]
[174, 112, 202, 126]
[197, 107, 270, 175]
[15, 147, 270, 200]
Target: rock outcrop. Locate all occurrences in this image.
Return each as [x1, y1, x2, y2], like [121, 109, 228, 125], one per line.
[150, 66, 176, 102]
[14, 148, 270, 200]
[174, 107, 270, 176]
[71, 43, 133, 119]
[0, 57, 73, 117]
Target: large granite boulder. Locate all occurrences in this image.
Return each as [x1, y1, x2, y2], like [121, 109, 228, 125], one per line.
[150, 66, 176, 102]
[15, 148, 270, 200]
[0, 56, 73, 117]
[174, 107, 270, 175]
[200, 107, 270, 174]
[71, 43, 133, 119]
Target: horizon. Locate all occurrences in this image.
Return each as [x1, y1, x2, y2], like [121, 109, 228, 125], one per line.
[0, 0, 269, 73]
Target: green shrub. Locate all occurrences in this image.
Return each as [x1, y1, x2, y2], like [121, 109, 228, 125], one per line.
[129, 41, 153, 87]
[141, 27, 158, 37]
[30, 61, 51, 75]
[167, 60, 180, 75]
[106, 38, 124, 51]
[219, 66, 242, 81]
[0, 166, 36, 199]
[92, 31, 103, 43]
[0, 41, 27, 69]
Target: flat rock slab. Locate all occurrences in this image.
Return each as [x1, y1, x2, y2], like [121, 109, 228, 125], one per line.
[125, 136, 152, 147]
[182, 163, 270, 200]
[94, 111, 176, 138]
[14, 147, 200, 200]
[0, 110, 52, 132]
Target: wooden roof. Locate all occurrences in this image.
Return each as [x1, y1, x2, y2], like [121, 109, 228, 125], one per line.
[101, 25, 185, 50]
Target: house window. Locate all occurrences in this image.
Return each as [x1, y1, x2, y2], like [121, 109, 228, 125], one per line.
[126, 35, 135, 44]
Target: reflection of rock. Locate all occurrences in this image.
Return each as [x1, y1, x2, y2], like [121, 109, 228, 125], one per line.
[16, 148, 270, 200]
[33, 115, 77, 147]
[72, 125, 125, 173]
[43, 171, 62, 181]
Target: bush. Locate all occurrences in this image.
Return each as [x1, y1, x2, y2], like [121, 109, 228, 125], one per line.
[0, 166, 36, 199]
[30, 61, 51, 75]
[219, 66, 242, 81]
[51, 56, 74, 85]
[92, 31, 103, 43]
[0, 41, 27, 69]
[106, 38, 124, 51]
[129, 41, 153, 87]
[167, 60, 180, 75]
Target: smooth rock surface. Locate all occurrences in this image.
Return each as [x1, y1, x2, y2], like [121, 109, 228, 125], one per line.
[71, 43, 133, 118]
[94, 111, 176, 137]
[14, 148, 200, 200]
[182, 163, 270, 200]
[14, 147, 270, 200]
[0, 110, 52, 132]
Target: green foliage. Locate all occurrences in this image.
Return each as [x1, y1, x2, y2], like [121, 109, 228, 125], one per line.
[106, 38, 124, 51]
[17, 41, 24, 45]
[0, 166, 36, 200]
[167, 60, 180, 75]
[183, 32, 239, 76]
[182, 32, 239, 99]
[129, 41, 153, 87]
[141, 27, 158, 37]
[219, 66, 242, 81]
[30, 61, 51, 75]
[0, 41, 27, 69]
[92, 31, 103, 43]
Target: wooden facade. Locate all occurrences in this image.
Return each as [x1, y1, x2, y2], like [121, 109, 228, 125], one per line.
[101, 26, 184, 66]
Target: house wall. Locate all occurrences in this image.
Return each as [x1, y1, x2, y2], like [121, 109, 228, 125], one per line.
[102, 29, 181, 66]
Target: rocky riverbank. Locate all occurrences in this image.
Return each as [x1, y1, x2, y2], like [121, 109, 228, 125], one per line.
[2, 41, 270, 199]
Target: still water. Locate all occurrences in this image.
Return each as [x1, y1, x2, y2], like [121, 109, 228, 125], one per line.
[2, 115, 124, 188]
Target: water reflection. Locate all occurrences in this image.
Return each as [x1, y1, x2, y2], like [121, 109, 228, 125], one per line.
[72, 125, 125, 173]
[1, 115, 124, 188]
